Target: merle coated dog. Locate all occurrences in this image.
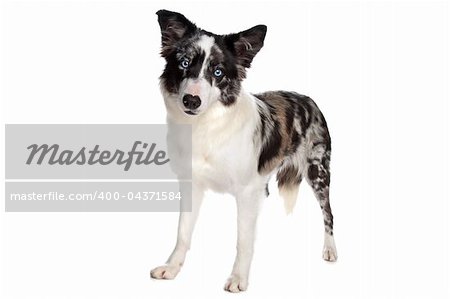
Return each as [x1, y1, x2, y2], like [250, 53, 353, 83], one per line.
[151, 10, 337, 292]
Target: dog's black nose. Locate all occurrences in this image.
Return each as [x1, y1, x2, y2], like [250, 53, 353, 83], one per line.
[182, 94, 201, 110]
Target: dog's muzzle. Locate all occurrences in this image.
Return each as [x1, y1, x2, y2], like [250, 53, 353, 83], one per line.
[182, 94, 201, 115]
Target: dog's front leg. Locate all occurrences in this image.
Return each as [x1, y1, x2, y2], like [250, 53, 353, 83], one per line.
[151, 185, 204, 280]
[224, 186, 264, 293]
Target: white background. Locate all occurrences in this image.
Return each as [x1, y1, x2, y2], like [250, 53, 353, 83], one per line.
[1, 0, 449, 298]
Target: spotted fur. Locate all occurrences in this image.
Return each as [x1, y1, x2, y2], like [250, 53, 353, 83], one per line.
[151, 10, 338, 292]
[253, 91, 334, 236]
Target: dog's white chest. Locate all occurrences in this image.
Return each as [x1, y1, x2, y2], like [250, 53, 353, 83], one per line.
[165, 93, 261, 193]
[191, 137, 240, 192]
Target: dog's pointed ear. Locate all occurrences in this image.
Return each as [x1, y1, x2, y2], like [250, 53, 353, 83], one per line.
[156, 10, 197, 56]
[226, 25, 267, 68]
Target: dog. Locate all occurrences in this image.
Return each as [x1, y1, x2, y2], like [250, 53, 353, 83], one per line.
[150, 9, 337, 292]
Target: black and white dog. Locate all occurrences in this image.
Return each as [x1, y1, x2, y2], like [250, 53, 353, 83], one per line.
[151, 10, 337, 292]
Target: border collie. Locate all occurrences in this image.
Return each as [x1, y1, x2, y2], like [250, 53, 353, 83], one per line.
[151, 10, 337, 292]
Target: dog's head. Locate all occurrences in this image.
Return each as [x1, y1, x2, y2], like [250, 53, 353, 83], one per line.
[156, 10, 267, 116]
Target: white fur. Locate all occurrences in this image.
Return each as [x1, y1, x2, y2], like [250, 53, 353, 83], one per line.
[279, 184, 300, 214]
[163, 86, 265, 192]
[152, 86, 269, 291]
[196, 35, 214, 77]
[323, 232, 338, 262]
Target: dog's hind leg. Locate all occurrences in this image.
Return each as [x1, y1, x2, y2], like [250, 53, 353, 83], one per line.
[151, 184, 204, 279]
[305, 147, 337, 262]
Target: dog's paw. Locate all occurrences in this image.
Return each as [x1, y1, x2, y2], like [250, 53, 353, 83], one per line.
[322, 246, 338, 262]
[150, 264, 180, 280]
[224, 274, 248, 293]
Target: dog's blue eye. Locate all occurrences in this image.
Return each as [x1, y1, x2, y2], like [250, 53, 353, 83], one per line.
[213, 69, 223, 77]
[180, 59, 189, 69]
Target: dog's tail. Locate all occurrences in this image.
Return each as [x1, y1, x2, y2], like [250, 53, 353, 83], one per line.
[276, 163, 302, 214]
